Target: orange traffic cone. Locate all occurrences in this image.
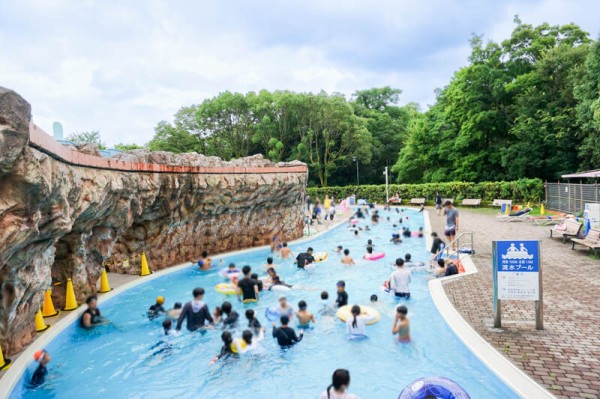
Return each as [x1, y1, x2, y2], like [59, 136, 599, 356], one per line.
[63, 278, 78, 311]
[35, 309, 50, 332]
[98, 269, 112, 293]
[42, 289, 60, 318]
[140, 253, 151, 276]
[0, 344, 11, 370]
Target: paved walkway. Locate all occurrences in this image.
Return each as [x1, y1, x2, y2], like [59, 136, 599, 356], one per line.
[429, 208, 600, 399]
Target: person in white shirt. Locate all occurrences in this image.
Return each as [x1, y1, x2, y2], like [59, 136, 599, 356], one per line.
[389, 258, 411, 299]
[319, 369, 360, 399]
[346, 305, 376, 336]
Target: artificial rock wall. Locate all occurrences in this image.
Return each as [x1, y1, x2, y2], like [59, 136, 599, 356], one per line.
[0, 87, 307, 354]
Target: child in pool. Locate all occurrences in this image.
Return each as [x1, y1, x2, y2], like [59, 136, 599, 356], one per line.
[341, 249, 355, 266]
[392, 305, 410, 342]
[245, 309, 263, 336]
[210, 331, 234, 365]
[30, 350, 51, 387]
[295, 300, 316, 328]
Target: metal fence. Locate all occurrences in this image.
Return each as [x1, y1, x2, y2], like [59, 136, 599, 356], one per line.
[546, 182, 600, 214]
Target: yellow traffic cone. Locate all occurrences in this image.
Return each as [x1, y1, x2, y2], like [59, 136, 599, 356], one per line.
[42, 289, 60, 318]
[98, 269, 112, 293]
[540, 203, 545, 215]
[63, 278, 78, 311]
[0, 345, 11, 370]
[35, 309, 50, 332]
[140, 253, 151, 276]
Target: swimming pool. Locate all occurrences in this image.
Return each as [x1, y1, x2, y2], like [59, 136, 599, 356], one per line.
[9, 208, 519, 398]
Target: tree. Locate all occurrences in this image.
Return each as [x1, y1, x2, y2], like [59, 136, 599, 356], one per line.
[67, 131, 106, 149]
[114, 143, 145, 151]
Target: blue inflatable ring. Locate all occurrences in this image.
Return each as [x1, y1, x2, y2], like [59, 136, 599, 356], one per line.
[398, 377, 471, 399]
[265, 306, 282, 322]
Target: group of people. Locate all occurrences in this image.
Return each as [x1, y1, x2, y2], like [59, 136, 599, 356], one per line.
[306, 194, 337, 225]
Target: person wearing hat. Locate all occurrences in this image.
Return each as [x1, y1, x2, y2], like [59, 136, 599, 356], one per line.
[30, 349, 51, 387]
[148, 296, 166, 320]
[336, 281, 348, 308]
[295, 247, 315, 269]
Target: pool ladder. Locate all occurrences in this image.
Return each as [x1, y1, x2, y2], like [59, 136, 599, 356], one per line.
[432, 231, 475, 262]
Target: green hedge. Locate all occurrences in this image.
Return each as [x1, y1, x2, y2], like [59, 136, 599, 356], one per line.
[306, 179, 544, 204]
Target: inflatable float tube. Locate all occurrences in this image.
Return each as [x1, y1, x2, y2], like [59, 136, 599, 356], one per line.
[398, 376, 471, 399]
[313, 252, 328, 262]
[336, 305, 380, 325]
[363, 252, 385, 261]
[218, 268, 241, 280]
[380, 280, 391, 293]
[265, 306, 282, 322]
[215, 283, 237, 295]
[270, 284, 292, 292]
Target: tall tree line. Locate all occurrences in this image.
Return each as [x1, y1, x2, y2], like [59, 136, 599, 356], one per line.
[148, 18, 600, 186]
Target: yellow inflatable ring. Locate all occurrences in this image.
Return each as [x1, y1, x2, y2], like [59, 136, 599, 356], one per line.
[230, 338, 247, 354]
[313, 252, 328, 262]
[336, 305, 380, 325]
[215, 283, 237, 295]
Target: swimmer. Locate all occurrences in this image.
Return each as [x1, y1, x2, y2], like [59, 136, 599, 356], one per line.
[333, 245, 343, 254]
[404, 253, 416, 268]
[210, 331, 234, 365]
[221, 301, 239, 329]
[167, 302, 183, 320]
[30, 349, 51, 388]
[341, 249, 355, 266]
[320, 369, 359, 399]
[162, 319, 174, 336]
[264, 257, 276, 270]
[276, 295, 295, 318]
[295, 300, 316, 328]
[319, 291, 335, 315]
[251, 273, 263, 292]
[390, 234, 401, 245]
[354, 230, 359, 238]
[237, 265, 259, 303]
[402, 227, 411, 238]
[198, 251, 213, 270]
[365, 239, 375, 248]
[234, 329, 264, 354]
[225, 263, 239, 276]
[213, 306, 223, 325]
[246, 309, 264, 336]
[147, 296, 166, 320]
[365, 246, 374, 257]
[81, 295, 106, 329]
[370, 294, 378, 303]
[280, 242, 293, 259]
[271, 275, 293, 289]
[263, 267, 277, 289]
[336, 281, 348, 308]
[392, 305, 410, 342]
[346, 305, 376, 336]
[418, 227, 424, 237]
[272, 315, 303, 348]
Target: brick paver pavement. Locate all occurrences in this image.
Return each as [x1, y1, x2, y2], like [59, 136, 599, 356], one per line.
[429, 209, 600, 399]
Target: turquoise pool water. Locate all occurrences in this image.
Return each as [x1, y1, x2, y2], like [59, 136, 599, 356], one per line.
[10, 208, 518, 398]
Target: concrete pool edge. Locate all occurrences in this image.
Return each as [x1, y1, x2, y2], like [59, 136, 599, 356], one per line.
[0, 217, 349, 398]
[428, 260, 555, 398]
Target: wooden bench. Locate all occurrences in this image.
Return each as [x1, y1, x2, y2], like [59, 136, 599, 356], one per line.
[571, 228, 600, 252]
[410, 198, 426, 205]
[461, 199, 481, 207]
[442, 198, 453, 204]
[491, 199, 512, 207]
[549, 219, 582, 243]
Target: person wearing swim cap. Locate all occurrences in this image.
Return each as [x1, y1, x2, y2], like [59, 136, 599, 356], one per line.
[148, 296, 166, 320]
[30, 349, 51, 387]
[335, 281, 348, 308]
[80, 295, 106, 329]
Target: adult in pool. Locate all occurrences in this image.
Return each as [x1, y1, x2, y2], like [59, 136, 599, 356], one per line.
[296, 247, 315, 269]
[176, 287, 213, 332]
[81, 295, 106, 329]
[272, 315, 303, 348]
[320, 369, 360, 399]
[237, 265, 259, 303]
[392, 305, 411, 342]
[198, 251, 213, 270]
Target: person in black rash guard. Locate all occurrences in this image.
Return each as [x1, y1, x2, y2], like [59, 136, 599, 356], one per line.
[296, 247, 315, 269]
[80, 295, 106, 328]
[221, 301, 239, 329]
[336, 281, 348, 308]
[176, 287, 213, 332]
[147, 296, 166, 320]
[29, 349, 51, 387]
[246, 309, 263, 335]
[237, 265, 259, 302]
[272, 315, 303, 348]
[210, 331, 235, 365]
[430, 232, 445, 255]
[250, 273, 263, 292]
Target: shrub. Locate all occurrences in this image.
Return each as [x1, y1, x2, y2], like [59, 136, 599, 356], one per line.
[306, 179, 544, 204]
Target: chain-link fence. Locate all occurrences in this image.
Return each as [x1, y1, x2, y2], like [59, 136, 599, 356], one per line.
[546, 182, 600, 214]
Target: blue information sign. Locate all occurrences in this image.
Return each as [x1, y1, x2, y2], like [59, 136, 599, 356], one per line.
[496, 240, 540, 301]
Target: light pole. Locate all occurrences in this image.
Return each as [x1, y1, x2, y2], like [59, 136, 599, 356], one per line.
[384, 166, 389, 203]
[352, 156, 359, 187]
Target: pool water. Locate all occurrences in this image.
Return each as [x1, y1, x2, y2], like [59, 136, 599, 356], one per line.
[11, 208, 518, 398]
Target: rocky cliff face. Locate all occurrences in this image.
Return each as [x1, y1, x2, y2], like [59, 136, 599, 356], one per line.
[0, 87, 307, 354]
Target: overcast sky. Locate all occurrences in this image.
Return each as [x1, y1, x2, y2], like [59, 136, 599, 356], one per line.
[1, 0, 598, 147]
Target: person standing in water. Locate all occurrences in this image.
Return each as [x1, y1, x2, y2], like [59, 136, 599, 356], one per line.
[237, 265, 259, 303]
[336, 281, 349, 308]
[81, 295, 106, 328]
[346, 305, 376, 336]
[280, 242, 293, 259]
[341, 249, 355, 266]
[392, 305, 410, 342]
[272, 315, 303, 348]
[320, 369, 360, 399]
[198, 251, 213, 270]
[176, 288, 213, 332]
[30, 350, 51, 387]
[295, 300, 316, 328]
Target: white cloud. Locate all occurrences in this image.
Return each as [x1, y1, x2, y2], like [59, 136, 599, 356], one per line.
[0, 0, 598, 147]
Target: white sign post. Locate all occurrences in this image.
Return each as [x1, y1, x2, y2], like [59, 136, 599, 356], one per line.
[493, 240, 543, 330]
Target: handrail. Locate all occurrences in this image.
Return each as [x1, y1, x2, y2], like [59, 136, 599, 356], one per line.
[431, 231, 475, 262]
[28, 123, 308, 175]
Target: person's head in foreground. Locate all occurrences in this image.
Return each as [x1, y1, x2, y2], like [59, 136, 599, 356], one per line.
[326, 369, 352, 397]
